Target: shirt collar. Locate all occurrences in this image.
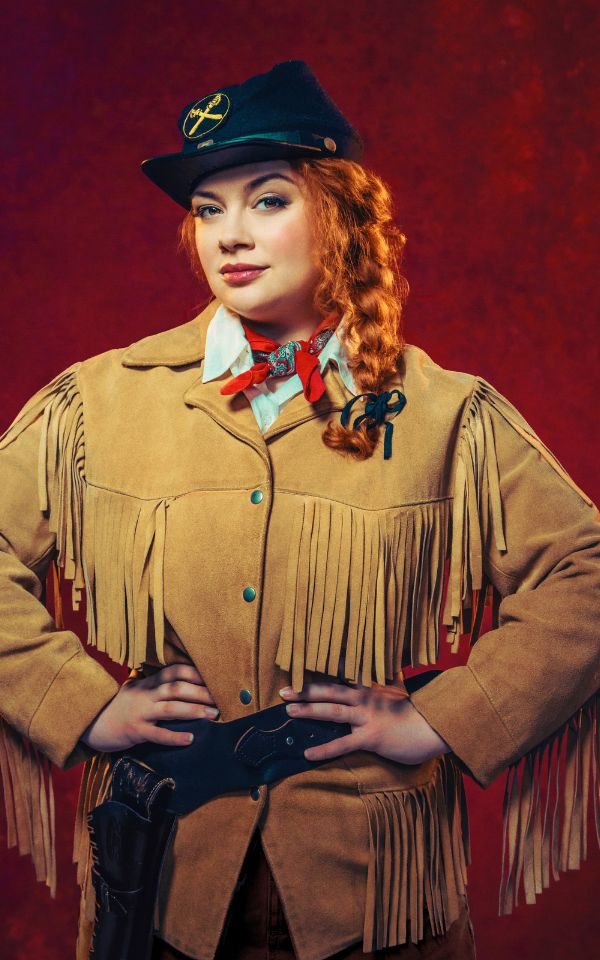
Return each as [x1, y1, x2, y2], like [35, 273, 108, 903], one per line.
[201, 302, 358, 395]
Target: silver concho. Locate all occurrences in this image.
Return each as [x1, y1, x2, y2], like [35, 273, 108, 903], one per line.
[253, 329, 334, 378]
[267, 341, 301, 377]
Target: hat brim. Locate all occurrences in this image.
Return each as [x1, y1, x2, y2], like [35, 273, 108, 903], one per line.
[141, 138, 330, 210]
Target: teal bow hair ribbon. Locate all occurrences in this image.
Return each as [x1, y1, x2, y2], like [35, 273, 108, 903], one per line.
[340, 389, 407, 460]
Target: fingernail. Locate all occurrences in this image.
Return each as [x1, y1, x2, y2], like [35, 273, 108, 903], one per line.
[279, 687, 292, 696]
[286, 704, 299, 714]
[187, 734, 194, 743]
[206, 707, 219, 717]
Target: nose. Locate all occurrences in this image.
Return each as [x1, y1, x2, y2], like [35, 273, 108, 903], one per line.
[217, 208, 254, 253]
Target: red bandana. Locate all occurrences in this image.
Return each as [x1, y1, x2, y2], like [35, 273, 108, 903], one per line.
[220, 312, 339, 404]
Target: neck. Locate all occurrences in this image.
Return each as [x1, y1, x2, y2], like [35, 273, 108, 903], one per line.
[238, 311, 326, 345]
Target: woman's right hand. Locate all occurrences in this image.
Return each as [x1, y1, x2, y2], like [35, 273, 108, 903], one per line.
[80, 663, 220, 751]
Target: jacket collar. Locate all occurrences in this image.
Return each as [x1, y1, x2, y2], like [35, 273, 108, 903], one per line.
[120, 298, 359, 444]
[120, 299, 217, 367]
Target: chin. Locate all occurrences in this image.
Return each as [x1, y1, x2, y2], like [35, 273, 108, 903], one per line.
[220, 292, 284, 323]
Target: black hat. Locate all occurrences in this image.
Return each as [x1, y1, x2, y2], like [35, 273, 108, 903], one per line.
[141, 60, 364, 210]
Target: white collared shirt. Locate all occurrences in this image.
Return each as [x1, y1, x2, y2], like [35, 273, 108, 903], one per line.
[202, 303, 358, 433]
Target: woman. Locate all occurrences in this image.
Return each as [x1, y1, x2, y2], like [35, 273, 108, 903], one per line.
[0, 60, 598, 960]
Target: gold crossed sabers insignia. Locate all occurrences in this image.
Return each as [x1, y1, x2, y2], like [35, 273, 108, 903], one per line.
[188, 107, 225, 136]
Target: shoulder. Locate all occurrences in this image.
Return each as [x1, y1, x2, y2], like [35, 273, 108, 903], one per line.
[400, 343, 594, 510]
[399, 342, 481, 421]
[0, 300, 218, 447]
[401, 342, 475, 389]
[59, 299, 219, 403]
[80, 298, 219, 379]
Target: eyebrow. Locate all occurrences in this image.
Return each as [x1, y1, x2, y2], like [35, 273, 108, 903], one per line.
[191, 172, 297, 201]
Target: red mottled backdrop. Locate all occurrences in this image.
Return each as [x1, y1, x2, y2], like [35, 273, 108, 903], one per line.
[1, 1, 599, 958]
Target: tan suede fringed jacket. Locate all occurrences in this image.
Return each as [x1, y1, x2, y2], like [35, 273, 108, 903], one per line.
[0, 297, 599, 960]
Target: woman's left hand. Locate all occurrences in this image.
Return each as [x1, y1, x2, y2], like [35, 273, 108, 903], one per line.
[279, 679, 451, 764]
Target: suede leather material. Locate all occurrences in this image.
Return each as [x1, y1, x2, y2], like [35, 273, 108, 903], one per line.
[0, 297, 598, 960]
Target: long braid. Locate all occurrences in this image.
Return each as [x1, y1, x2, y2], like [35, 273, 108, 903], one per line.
[292, 158, 408, 460]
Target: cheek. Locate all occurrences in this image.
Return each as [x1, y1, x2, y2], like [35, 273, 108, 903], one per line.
[193, 224, 214, 268]
[194, 232, 207, 267]
[268, 217, 316, 268]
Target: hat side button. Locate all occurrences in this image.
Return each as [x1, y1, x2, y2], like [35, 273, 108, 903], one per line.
[323, 137, 337, 153]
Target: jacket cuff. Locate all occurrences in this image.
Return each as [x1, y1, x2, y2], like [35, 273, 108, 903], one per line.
[28, 647, 120, 768]
[409, 664, 521, 788]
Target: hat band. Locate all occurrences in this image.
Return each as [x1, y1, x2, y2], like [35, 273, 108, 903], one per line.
[186, 129, 336, 154]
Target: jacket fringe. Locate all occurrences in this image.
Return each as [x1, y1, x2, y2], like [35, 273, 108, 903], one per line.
[0, 717, 56, 897]
[443, 377, 594, 650]
[0, 364, 87, 612]
[72, 753, 113, 960]
[276, 377, 594, 690]
[447, 378, 599, 918]
[0, 366, 169, 899]
[0, 366, 84, 900]
[360, 753, 470, 950]
[275, 497, 452, 692]
[498, 689, 599, 915]
[72, 752, 113, 921]
[0, 363, 171, 668]
[81, 485, 170, 668]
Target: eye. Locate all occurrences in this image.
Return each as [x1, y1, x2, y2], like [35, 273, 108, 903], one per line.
[192, 204, 221, 219]
[255, 195, 289, 210]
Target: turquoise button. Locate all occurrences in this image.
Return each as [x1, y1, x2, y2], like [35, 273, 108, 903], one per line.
[250, 786, 261, 801]
[243, 586, 256, 602]
[240, 689, 253, 704]
[250, 489, 263, 504]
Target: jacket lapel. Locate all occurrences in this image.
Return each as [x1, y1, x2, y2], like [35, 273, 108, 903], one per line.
[262, 361, 354, 440]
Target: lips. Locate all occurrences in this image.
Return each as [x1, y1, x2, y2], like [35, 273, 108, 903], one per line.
[219, 262, 267, 273]
[220, 264, 268, 284]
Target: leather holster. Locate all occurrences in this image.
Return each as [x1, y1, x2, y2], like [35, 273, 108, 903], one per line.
[88, 758, 177, 960]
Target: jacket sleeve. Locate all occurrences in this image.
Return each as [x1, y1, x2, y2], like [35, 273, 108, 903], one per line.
[409, 377, 600, 914]
[0, 362, 120, 896]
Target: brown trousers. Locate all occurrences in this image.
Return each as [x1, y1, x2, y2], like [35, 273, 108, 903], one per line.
[151, 830, 477, 960]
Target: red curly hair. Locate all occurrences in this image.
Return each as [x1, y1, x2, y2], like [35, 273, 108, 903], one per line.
[178, 157, 409, 461]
